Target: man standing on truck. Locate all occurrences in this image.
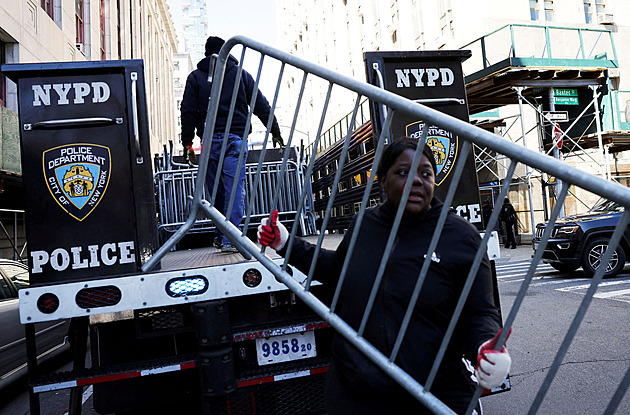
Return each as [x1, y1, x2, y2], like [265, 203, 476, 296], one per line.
[181, 36, 284, 253]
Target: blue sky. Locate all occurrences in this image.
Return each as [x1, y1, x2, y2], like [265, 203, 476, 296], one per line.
[206, 0, 278, 48]
[167, 0, 279, 49]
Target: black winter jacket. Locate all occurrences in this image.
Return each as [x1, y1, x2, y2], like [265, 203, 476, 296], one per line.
[499, 202, 517, 225]
[180, 55, 281, 147]
[282, 198, 502, 412]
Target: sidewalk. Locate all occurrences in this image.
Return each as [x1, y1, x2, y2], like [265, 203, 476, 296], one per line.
[495, 243, 534, 263]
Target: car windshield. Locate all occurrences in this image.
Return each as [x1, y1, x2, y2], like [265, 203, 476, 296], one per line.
[589, 198, 625, 213]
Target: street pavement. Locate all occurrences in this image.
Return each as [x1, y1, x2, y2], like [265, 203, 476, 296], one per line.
[305, 233, 537, 263]
[495, 243, 534, 264]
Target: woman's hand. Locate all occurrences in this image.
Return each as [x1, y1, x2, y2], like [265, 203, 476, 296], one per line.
[257, 210, 289, 251]
[475, 328, 512, 390]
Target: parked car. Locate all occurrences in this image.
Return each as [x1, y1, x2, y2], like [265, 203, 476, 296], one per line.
[533, 198, 630, 277]
[0, 258, 70, 391]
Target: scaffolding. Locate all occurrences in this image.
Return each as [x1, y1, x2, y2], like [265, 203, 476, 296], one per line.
[462, 23, 626, 237]
[306, 24, 627, 239]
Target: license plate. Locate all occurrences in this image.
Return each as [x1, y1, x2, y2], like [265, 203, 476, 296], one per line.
[255, 331, 317, 366]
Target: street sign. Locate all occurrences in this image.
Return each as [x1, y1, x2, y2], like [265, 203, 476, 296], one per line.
[555, 96, 579, 105]
[543, 111, 569, 122]
[554, 88, 577, 97]
[554, 88, 578, 105]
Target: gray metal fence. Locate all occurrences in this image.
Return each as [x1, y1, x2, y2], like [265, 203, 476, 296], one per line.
[145, 36, 630, 414]
[154, 143, 316, 238]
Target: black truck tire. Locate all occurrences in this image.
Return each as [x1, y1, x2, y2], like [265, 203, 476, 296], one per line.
[581, 238, 626, 278]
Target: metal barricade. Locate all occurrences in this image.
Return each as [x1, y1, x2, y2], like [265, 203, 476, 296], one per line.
[154, 144, 316, 238]
[145, 36, 630, 414]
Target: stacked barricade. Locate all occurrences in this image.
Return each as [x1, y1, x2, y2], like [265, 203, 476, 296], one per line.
[153, 143, 317, 240]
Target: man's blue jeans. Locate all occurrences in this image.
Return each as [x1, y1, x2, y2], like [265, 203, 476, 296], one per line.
[205, 133, 247, 246]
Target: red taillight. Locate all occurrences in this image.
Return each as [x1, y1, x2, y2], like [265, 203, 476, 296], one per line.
[243, 268, 262, 288]
[37, 293, 60, 314]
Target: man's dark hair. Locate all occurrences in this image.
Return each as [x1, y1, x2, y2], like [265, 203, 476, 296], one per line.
[377, 136, 437, 181]
[205, 36, 225, 56]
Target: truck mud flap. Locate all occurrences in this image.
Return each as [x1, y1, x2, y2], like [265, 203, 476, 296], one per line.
[193, 300, 237, 397]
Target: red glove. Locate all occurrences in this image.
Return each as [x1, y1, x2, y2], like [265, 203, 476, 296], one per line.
[257, 210, 288, 251]
[475, 328, 512, 390]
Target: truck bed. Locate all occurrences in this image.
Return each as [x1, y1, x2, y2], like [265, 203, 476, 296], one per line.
[159, 245, 268, 271]
[159, 235, 343, 272]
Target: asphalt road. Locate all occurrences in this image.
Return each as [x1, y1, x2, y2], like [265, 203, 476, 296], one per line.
[482, 244, 630, 414]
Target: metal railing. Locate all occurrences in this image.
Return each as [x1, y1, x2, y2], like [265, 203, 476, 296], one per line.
[0, 208, 26, 261]
[460, 23, 618, 79]
[305, 98, 370, 160]
[154, 145, 316, 238]
[144, 36, 630, 414]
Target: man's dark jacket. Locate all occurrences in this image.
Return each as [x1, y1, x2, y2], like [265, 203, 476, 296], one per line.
[180, 55, 281, 147]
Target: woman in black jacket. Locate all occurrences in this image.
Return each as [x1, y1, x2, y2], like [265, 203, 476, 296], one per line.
[258, 137, 510, 414]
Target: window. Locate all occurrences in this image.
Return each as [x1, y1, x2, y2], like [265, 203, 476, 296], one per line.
[0, 41, 6, 108]
[584, 0, 593, 23]
[0, 275, 11, 299]
[76, 0, 84, 44]
[437, 0, 453, 41]
[529, 0, 539, 20]
[3, 264, 30, 290]
[595, 0, 606, 14]
[117, 0, 122, 58]
[41, 0, 54, 19]
[544, 0, 554, 21]
[100, 0, 106, 59]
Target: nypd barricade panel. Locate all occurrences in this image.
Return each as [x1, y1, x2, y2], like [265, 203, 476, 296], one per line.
[365, 51, 483, 229]
[5, 61, 159, 285]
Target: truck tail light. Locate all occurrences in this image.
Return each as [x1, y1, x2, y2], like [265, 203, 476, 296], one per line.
[243, 268, 262, 288]
[166, 276, 208, 297]
[76, 286, 122, 309]
[37, 293, 60, 314]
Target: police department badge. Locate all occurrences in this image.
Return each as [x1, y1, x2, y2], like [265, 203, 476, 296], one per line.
[405, 121, 458, 186]
[43, 144, 111, 221]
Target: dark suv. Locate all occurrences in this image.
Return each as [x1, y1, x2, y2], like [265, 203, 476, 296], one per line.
[533, 199, 629, 277]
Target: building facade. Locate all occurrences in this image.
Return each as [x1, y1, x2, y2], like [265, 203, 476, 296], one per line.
[179, 0, 207, 65]
[0, 0, 177, 259]
[276, 0, 630, 235]
[276, 0, 629, 137]
[173, 48, 194, 150]
[0, 0, 178, 157]
[166, 0, 207, 153]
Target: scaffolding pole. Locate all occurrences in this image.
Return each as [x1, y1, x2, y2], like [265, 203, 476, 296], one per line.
[514, 87, 538, 236]
[590, 85, 611, 181]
